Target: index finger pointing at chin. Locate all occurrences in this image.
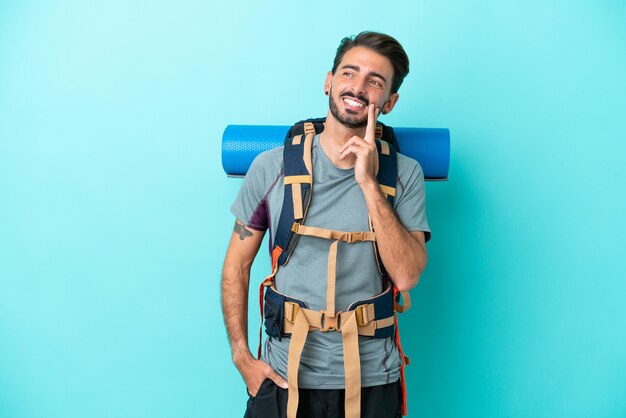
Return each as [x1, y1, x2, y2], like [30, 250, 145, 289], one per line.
[365, 104, 377, 141]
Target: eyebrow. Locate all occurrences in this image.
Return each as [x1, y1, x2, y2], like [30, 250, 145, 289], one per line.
[340, 64, 387, 84]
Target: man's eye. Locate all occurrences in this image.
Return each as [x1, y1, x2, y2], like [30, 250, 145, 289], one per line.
[370, 80, 382, 87]
[343, 71, 353, 77]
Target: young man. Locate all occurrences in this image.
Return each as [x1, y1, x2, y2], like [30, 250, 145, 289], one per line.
[222, 32, 430, 418]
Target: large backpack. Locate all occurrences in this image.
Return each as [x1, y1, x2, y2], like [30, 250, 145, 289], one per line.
[258, 118, 412, 418]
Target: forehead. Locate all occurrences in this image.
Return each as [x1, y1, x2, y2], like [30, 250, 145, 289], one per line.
[337, 46, 394, 78]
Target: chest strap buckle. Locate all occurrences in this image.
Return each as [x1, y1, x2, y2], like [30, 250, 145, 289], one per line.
[320, 310, 342, 332]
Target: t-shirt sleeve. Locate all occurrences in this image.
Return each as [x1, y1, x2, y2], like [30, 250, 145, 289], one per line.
[230, 151, 279, 232]
[394, 158, 431, 242]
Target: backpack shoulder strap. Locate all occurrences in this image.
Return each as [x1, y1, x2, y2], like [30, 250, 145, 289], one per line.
[370, 138, 398, 279]
[286, 117, 325, 139]
[375, 138, 397, 205]
[272, 122, 316, 267]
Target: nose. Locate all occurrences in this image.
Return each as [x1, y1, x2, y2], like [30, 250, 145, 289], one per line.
[355, 76, 368, 95]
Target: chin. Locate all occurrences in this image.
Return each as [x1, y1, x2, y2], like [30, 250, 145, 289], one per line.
[329, 95, 367, 129]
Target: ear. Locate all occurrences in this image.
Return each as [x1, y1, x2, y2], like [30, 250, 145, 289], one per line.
[324, 71, 333, 95]
[381, 93, 399, 115]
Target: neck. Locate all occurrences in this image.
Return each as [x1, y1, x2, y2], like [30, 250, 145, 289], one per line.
[319, 111, 367, 169]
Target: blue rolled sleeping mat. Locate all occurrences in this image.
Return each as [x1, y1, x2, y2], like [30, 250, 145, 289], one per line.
[222, 124, 450, 180]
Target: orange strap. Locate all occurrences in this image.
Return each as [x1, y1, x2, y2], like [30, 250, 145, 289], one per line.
[395, 313, 408, 416]
[257, 281, 267, 359]
[394, 287, 409, 416]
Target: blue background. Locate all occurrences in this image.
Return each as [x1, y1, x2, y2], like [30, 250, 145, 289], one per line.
[1, 1, 625, 417]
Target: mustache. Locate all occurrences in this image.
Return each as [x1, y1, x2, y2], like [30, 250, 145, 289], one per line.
[339, 91, 369, 106]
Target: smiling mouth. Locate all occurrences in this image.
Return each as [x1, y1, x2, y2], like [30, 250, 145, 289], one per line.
[342, 96, 367, 110]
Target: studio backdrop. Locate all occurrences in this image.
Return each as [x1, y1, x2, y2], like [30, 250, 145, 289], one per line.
[1, 1, 625, 417]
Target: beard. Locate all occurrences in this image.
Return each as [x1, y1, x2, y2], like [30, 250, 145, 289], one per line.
[328, 89, 369, 129]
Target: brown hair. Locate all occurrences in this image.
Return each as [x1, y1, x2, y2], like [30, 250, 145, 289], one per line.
[332, 31, 410, 94]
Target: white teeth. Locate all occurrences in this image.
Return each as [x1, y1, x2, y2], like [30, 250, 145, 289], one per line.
[344, 98, 364, 108]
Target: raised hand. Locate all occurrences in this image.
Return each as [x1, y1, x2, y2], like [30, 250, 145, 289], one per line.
[338, 104, 380, 187]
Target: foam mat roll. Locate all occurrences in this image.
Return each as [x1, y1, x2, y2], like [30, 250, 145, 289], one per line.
[222, 125, 449, 180]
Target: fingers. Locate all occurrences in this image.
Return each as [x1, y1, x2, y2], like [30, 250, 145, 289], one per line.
[338, 137, 354, 156]
[339, 134, 369, 154]
[338, 144, 357, 161]
[267, 369, 289, 389]
[338, 136, 375, 161]
[338, 135, 354, 155]
[364, 104, 380, 143]
[337, 104, 379, 161]
[338, 139, 366, 160]
[365, 104, 375, 140]
[243, 359, 288, 396]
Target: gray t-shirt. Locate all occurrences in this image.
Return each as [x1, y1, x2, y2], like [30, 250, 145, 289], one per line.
[231, 134, 430, 389]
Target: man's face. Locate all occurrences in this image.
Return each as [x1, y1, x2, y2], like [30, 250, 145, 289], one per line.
[325, 46, 399, 129]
